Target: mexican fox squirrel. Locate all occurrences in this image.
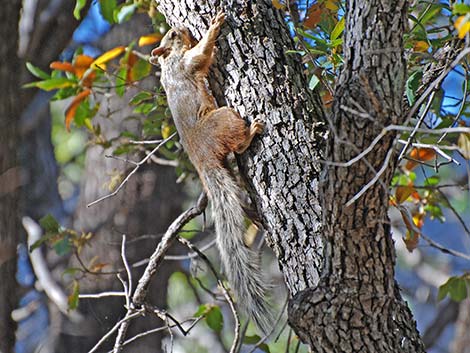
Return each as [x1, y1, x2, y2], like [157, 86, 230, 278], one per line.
[149, 12, 272, 332]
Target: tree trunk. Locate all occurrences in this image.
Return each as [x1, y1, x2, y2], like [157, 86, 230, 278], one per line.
[156, 0, 425, 351]
[0, 1, 22, 352]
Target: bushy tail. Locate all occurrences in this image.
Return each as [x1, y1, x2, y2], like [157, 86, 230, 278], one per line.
[201, 167, 272, 333]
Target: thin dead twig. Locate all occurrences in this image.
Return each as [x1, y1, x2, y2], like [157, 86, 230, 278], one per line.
[87, 132, 177, 207]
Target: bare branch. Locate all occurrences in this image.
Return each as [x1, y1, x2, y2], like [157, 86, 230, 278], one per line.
[345, 145, 395, 207]
[79, 292, 126, 299]
[178, 236, 241, 353]
[22, 217, 84, 322]
[87, 132, 177, 207]
[112, 193, 208, 351]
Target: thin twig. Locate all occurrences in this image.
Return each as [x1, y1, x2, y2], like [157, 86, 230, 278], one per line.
[345, 144, 395, 207]
[79, 291, 126, 299]
[324, 125, 470, 168]
[420, 233, 470, 261]
[112, 193, 208, 351]
[87, 132, 177, 207]
[405, 47, 470, 127]
[178, 237, 241, 353]
[398, 91, 435, 160]
[112, 317, 203, 352]
[88, 310, 143, 353]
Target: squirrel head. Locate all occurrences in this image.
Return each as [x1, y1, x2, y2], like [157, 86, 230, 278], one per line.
[149, 28, 196, 65]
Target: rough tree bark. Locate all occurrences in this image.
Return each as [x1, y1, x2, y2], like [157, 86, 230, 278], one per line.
[156, 0, 425, 352]
[0, 2, 22, 352]
[291, 0, 425, 351]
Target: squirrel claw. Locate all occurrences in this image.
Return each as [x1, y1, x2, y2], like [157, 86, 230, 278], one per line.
[212, 11, 226, 27]
[250, 118, 264, 135]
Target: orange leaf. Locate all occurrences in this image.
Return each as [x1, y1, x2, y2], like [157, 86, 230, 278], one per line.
[405, 147, 436, 170]
[92, 46, 126, 69]
[74, 55, 94, 78]
[413, 41, 430, 52]
[304, 3, 324, 28]
[126, 52, 138, 83]
[65, 89, 91, 132]
[138, 33, 163, 47]
[82, 71, 96, 88]
[395, 185, 415, 204]
[50, 61, 75, 74]
[403, 230, 419, 252]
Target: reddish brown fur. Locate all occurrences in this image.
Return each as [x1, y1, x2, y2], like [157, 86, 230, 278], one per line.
[149, 12, 263, 182]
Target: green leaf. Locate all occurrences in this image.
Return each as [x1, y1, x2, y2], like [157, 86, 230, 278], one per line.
[438, 276, 469, 302]
[243, 335, 262, 344]
[99, 0, 117, 23]
[131, 59, 151, 81]
[453, 3, 470, 15]
[406, 71, 422, 106]
[62, 267, 82, 277]
[308, 74, 320, 90]
[29, 233, 54, 252]
[424, 175, 440, 186]
[53, 236, 71, 256]
[206, 306, 223, 333]
[23, 78, 76, 91]
[449, 277, 468, 301]
[116, 67, 127, 97]
[68, 280, 80, 310]
[39, 214, 60, 233]
[130, 91, 153, 105]
[73, 0, 87, 20]
[26, 62, 50, 80]
[194, 304, 209, 317]
[115, 4, 137, 24]
[330, 17, 345, 41]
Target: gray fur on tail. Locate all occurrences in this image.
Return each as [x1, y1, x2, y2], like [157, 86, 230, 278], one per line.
[202, 167, 272, 333]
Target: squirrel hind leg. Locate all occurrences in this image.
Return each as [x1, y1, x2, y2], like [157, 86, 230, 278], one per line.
[234, 118, 264, 154]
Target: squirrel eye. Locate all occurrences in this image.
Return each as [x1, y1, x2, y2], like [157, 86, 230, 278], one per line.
[169, 31, 178, 40]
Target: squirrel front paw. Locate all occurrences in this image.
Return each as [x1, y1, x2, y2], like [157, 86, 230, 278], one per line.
[211, 11, 226, 28]
[250, 118, 264, 135]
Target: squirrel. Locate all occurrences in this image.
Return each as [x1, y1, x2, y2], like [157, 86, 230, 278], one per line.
[149, 12, 272, 332]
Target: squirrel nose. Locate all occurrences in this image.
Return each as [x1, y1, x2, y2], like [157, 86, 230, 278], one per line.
[151, 47, 166, 57]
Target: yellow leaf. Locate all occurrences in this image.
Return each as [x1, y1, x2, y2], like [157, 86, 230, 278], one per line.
[138, 33, 163, 47]
[395, 185, 415, 204]
[272, 0, 285, 10]
[413, 41, 430, 52]
[458, 133, 470, 159]
[325, 0, 339, 11]
[161, 122, 171, 139]
[455, 15, 470, 39]
[65, 89, 91, 132]
[91, 46, 126, 69]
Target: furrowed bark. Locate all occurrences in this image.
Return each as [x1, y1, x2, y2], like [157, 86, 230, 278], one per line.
[287, 0, 425, 351]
